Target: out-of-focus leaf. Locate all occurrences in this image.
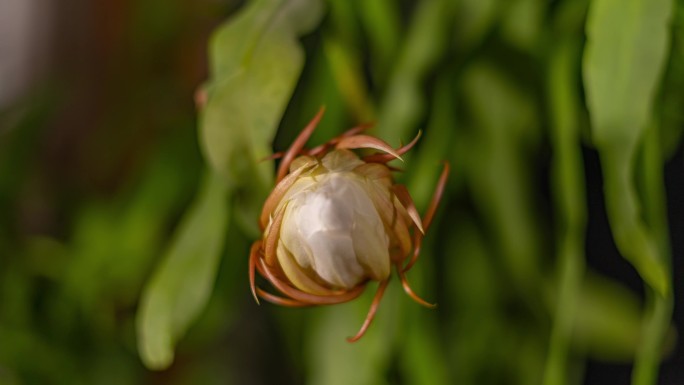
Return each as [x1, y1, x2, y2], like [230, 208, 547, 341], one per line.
[62, 129, 200, 321]
[445, 220, 515, 384]
[406, 78, 459, 209]
[136, 173, 228, 370]
[659, 6, 684, 159]
[356, 0, 401, 87]
[461, 62, 542, 290]
[307, 285, 399, 385]
[326, 0, 360, 47]
[23, 236, 69, 280]
[583, 0, 673, 295]
[547, 40, 586, 234]
[277, 46, 347, 149]
[200, 0, 323, 235]
[323, 37, 375, 121]
[499, 0, 545, 51]
[573, 272, 647, 361]
[584, 0, 673, 149]
[453, 0, 499, 51]
[375, 0, 455, 143]
[0, 326, 82, 385]
[384, 167, 448, 385]
[401, 314, 448, 385]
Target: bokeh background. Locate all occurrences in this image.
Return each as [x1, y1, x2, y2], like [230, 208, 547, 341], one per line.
[1, 0, 683, 384]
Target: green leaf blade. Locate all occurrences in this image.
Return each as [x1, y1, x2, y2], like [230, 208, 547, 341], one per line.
[583, 0, 673, 148]
[200, 0, 323, 187]
[136, 173, 229, 370]
[583, 0, 674, 295]
[199, 0, 323, 236]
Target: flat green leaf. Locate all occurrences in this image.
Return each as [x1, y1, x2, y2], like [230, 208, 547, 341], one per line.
[199, 0, 323, 236]
[583, 0, 674, 295]
[584, 0, 673, 148]
[136, 173, 228, 370]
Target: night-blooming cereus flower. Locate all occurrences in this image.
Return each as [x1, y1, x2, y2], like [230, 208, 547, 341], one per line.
[249, 107, 449, 342]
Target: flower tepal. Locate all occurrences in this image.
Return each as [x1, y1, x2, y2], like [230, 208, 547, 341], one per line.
[249, 107, 449, 342]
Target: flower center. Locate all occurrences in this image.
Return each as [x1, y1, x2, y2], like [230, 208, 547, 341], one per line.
[280, 171, 391, 289]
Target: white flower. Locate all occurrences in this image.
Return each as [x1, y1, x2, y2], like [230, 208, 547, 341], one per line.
[249, 107, 448, 342]
[278, 151, 391, 291]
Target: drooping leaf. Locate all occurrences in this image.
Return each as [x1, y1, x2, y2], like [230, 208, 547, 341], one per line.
[199, 0, 323, 235]
[584, 0, 673, 149]
[136, 173, 228, 370]
[583, 0, 674, 295]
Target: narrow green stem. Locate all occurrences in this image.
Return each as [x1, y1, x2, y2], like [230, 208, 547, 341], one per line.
[544, 240, 585, 385]
[543, 38, 586, 385]
[633, 292, 673, 385]
[631, 121, 673, 385]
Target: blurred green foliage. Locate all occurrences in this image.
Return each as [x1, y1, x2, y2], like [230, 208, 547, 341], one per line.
[1, 0, 682, 384]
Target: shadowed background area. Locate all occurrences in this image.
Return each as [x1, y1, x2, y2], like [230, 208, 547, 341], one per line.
[0, 0, 683, 384]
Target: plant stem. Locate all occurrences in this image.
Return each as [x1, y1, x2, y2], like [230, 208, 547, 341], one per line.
[543, 38, 586, 385]
[632, 120, 674, 385]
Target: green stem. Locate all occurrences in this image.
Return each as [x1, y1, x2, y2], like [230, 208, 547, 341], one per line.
[631, 120, 673, 385]
[601, 148, 670, 297]
[544, 240, 585, 385]
[543, 38, 586, 385]
[633, 292, 673, 385]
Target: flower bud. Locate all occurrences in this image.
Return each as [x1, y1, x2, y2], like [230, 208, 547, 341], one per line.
[277, 150, 392, 292]
[249, 108, 448, 341]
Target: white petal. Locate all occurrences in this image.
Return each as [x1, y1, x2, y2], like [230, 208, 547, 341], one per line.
[305, 230, 364, 288]
[351, 212, 390, 281]
[275, 176, 317, 215]
[280, 199, 314, 269]
[276, 241, 329, 295]
[280, 171, 391, 289]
